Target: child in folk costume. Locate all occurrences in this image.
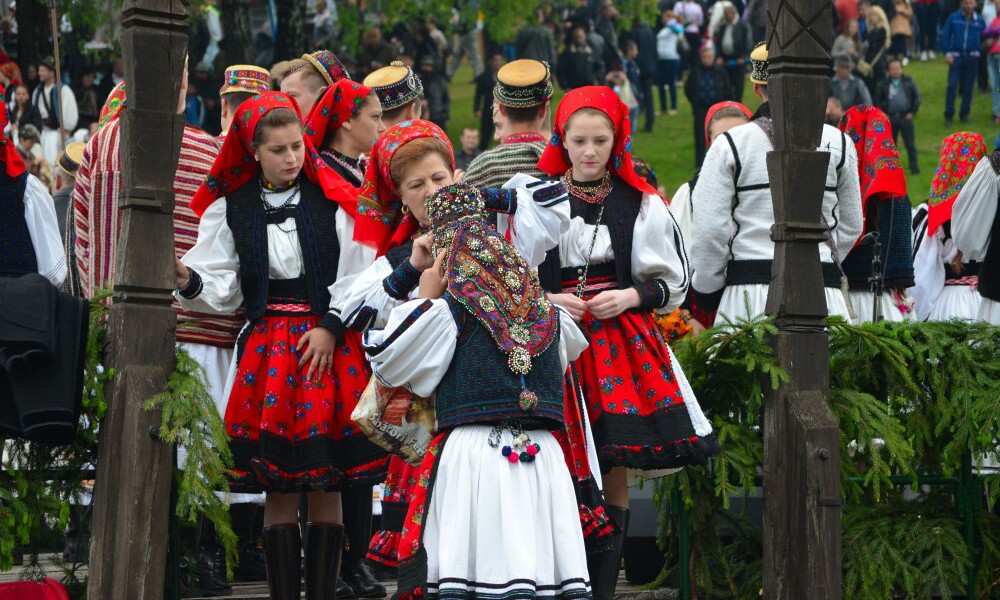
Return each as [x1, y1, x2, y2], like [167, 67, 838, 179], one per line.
[363, 183, 592, 600]
[303, 77, 391, 598]
[909, 132, 987, 321]
[536, 86, 717, 600]
[836, 106, 916, 324]
[174, 91, 384, 600]
[332, 119, 574, 572]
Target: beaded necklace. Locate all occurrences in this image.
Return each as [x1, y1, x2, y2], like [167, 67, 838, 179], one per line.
[322, 149, 364, 183]
[561, 169, 612, 205]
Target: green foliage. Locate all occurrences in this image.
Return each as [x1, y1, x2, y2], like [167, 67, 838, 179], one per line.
[145, 348, 237, 577]
[656, 318, 1000, 599]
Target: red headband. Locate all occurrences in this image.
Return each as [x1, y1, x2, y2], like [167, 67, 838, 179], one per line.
[704, 101, 752, 145]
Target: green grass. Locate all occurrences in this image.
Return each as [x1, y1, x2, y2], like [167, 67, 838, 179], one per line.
[441, 57, 997, 203]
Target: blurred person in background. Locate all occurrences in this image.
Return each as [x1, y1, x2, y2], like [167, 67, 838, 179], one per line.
[684, 42, 734, 166]
[656, 10, 683, 116]
[942, 0, 985, 124]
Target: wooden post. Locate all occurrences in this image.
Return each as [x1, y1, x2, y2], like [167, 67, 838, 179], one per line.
[762, 1, 842, 599]
[86, 2, 188, 599]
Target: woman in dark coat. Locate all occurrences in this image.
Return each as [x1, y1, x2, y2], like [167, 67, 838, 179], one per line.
[684, 42, 735, 166]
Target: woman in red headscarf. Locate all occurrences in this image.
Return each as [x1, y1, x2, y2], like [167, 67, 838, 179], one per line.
[176, 91, 384, 600]
[0, 82, 65, 287]
[338, 118, 572, 575]
[910, 131, 987, 322]
[536, 86, 717, 600]
[836, 106, 915, 324]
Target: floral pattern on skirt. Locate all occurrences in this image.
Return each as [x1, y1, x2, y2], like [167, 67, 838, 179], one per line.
[367, 455, 422, 570]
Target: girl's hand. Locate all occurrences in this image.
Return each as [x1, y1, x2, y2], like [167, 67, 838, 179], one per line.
[587, 288, 640, 320]
[547, 293, 588, 321]
[419, 251, 448, 299]
[296, 327, 338, 381]
[175, 258, 190, 288]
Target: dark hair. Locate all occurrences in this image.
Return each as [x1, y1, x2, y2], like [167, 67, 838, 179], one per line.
[252, 108, 301, 148]
[223, 91, 256, 113]
[500, 103, 547, 125]
[565, 107, 614, 134]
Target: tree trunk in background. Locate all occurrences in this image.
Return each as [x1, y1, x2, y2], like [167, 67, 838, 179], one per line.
[273, 0, 307, 62]
[220, 0, 252, 66]
[16, 0, 50, 74]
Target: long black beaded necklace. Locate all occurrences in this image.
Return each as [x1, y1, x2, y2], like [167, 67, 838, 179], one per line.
[563, 169, 610, 298]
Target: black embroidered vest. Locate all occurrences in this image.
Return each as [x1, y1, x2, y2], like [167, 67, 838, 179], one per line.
[226, 178, 340, 321]
[978, 151, 1000, 302]
[0, 173, 38, 279]
[434, 301, 565, 432]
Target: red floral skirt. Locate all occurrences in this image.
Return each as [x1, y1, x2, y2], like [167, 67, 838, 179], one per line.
[225, 314, 388, 493]
[366, 455, 420, 570]
[573, 309, 717, 472]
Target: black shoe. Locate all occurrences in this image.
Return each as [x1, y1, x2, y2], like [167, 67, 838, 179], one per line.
[910, 164, 921, 175]
[960, 115, 970, 124]
[945, 115, 954, 124]
[342, 486, 387, 598]
[264, 524, 303, 600]
[305, 522, 344, 600]
[370, 566, 394, 582]
[231, 503, 267, 582]
[338, 576, 359, 599]
[342, 560, 388, 598]
[62, 504, 90, 563]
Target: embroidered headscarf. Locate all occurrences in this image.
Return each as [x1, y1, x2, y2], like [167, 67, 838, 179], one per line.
[191, 91, 348, 217]
[704, 101, 753, 145]
[537, 86, 657, 197]
[428, 183, 557, 408]
[355, 119, 455, 256]
[837, 105, 908, 245]
[0, 84, 26, 178]
[303, 79, 374, 150]
[926, 131, 986, 237]
[98, 82, 127, 130]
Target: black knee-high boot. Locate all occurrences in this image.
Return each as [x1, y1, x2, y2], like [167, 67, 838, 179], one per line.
[305, 522, 344, 600]
[231, 503, 266, 582]
[587, 506, 629, 600]
[263, 524, 302, 600]
[341, 485, 387, 598]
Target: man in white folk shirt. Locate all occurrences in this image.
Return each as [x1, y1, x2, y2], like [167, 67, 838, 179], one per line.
[951, 149, 1000, 324]
[32, 57, 78, 166]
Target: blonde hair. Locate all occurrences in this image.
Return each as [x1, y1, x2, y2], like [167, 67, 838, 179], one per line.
[270, 59, 326, 91]
[868, 6, 891, 47]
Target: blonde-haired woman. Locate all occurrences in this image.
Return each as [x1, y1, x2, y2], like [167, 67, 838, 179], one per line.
[863, 6, 892, 89]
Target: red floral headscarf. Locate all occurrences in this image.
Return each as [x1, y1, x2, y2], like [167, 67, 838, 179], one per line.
[704, 101, 752, 145]
[926, 131, 986, 237]
[837, 105, 908, 244]
[191, 91, 350, 217]
[303, 79, 374, 150]
[355, 119, 455, 256]
[537, 85, 657, 197]
[98, 82, 127, 130]
[0, 84, 25, 178]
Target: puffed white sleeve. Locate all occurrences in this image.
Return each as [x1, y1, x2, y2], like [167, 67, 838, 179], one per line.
[23, 174, 67, 287]
[176, 198, 244, 314]
[325, 210, 379, 333]
[952, 158, 999, 261]
[332, 254, 419, 332]
[632, 193, 689, 314]
[557, 307, 588, 371]
[60, 85, 78, 132]
[907, 205, 946, 322]
[690, 134, 738, 298]
[494, 174, 570, 268]
[833, 132, 863, 253]
[363, 299, 458, 397]
[669, 182, 693, 244]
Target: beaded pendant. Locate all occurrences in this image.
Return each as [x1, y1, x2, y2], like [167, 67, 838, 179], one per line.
[519, 388, 538, 412]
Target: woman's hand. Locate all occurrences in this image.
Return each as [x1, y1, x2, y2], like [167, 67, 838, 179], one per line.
[175, 258, 190, 288]
[419, 251, 448, 299]
[587, 288, 640, 320]
[296, 327, 338, 381]
[547, 293, 588, 321]
[453, 169, 466, 183]
[409, 233, 435, 271]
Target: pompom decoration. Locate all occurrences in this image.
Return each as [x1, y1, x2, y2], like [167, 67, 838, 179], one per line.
[501, 446, 512, 457]
[526, 444, 539, 457]
[508, 452, 520, 464]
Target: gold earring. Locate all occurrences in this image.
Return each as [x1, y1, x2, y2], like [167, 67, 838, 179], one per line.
[401, 204, 410, 215]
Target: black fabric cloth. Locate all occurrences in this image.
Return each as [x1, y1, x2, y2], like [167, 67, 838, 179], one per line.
[557, 46, 602, 90]
[841, 195, 916, 290]
[9, 103, 43, 134]
[0, 273, 88, 444]
[0, 173, 37, 279]
[685, 64, 734, 165]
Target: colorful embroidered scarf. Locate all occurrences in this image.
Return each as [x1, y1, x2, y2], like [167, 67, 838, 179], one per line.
[355, 119, 455, 256]
[191, 91, 349, 217]
[837, 106, 908, 244]
[538, 86, 657, 197]
[98, 82, 127, 130]
[428, 183, 557, 379]
[304, 79, 374, 150]
[704, 101, 752, 145]
[926, 131, 986, 236]
[0, 84, 25, 178]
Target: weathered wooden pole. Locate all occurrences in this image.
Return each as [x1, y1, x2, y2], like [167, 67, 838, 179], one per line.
[86, 1, 188, 598]
[762, 1, 842, 598]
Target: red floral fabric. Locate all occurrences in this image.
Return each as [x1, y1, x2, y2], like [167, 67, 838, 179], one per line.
[98, 82, 126, 130]
[366, 456, 421, 569]
[304, 79, 373, 150]
[0, 84, 25, 178]
[355, 119, 455, 256]
[537, 85, 657, 197]
[926, 131, 986, 236]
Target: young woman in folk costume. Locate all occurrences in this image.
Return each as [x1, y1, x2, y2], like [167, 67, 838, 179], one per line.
[536, 86, 718, 600]
[174, 91, 385, 600]
[363, 183, 592, 600]
[836, 106, 916, 324]
[331, 119, 587, 573]
[909, 132, 987, 321]
[303, 77, 392, 599]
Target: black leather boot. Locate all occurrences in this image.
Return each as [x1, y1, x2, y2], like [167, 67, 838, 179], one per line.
[263, 524, 303, 600]
[587, 505, 629, 600]
[231, 503, 267, 582]
[305, 522, 344, 600]
[62, 504, 90, 563]
[341, 485, 387, 598]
